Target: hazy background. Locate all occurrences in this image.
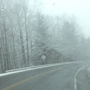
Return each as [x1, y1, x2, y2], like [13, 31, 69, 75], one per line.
[42, 0, 90, 38]
[0, 0, 90, 73]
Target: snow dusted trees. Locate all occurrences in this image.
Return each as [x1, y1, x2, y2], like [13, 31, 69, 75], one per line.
[0, 0, 51, 72]
[0, 0, 90, 73]
[60, 20, 79, 61]
[31, 12, 50, 65]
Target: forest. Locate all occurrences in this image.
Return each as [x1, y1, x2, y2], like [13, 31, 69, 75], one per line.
[0, 0, 90, 73]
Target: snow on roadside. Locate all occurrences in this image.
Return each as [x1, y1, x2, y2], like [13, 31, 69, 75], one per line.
[0, 61, 85, 77]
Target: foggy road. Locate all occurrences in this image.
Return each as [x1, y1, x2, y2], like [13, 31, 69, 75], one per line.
[0, 63, 90, 90]
[1, 0, 90, 90]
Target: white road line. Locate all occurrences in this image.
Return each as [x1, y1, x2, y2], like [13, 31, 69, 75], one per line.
[87, 67, 90, 77]
[74, 64, 88, 90]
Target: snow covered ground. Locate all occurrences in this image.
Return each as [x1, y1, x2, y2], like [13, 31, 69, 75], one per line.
[0, 61, 85, 77]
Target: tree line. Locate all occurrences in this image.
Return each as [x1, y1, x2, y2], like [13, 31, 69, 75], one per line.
[0, 0, 90, 73]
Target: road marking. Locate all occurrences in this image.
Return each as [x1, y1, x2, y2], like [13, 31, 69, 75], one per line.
[2, 66, 68, 90]
[74, 64, 88, 90]
[87, 67, 90, 77]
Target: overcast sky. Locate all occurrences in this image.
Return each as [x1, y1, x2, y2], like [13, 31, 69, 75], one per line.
[42, 0, 90, 38]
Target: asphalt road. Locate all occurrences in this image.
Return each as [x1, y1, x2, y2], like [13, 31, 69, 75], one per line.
[0, 62, 90, 90]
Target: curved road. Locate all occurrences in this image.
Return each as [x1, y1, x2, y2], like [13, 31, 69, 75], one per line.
[0, 62, 90, 90]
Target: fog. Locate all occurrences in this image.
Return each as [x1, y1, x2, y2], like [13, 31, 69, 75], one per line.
[42, 0, 90, 38]
[0, 0, 90, 73]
